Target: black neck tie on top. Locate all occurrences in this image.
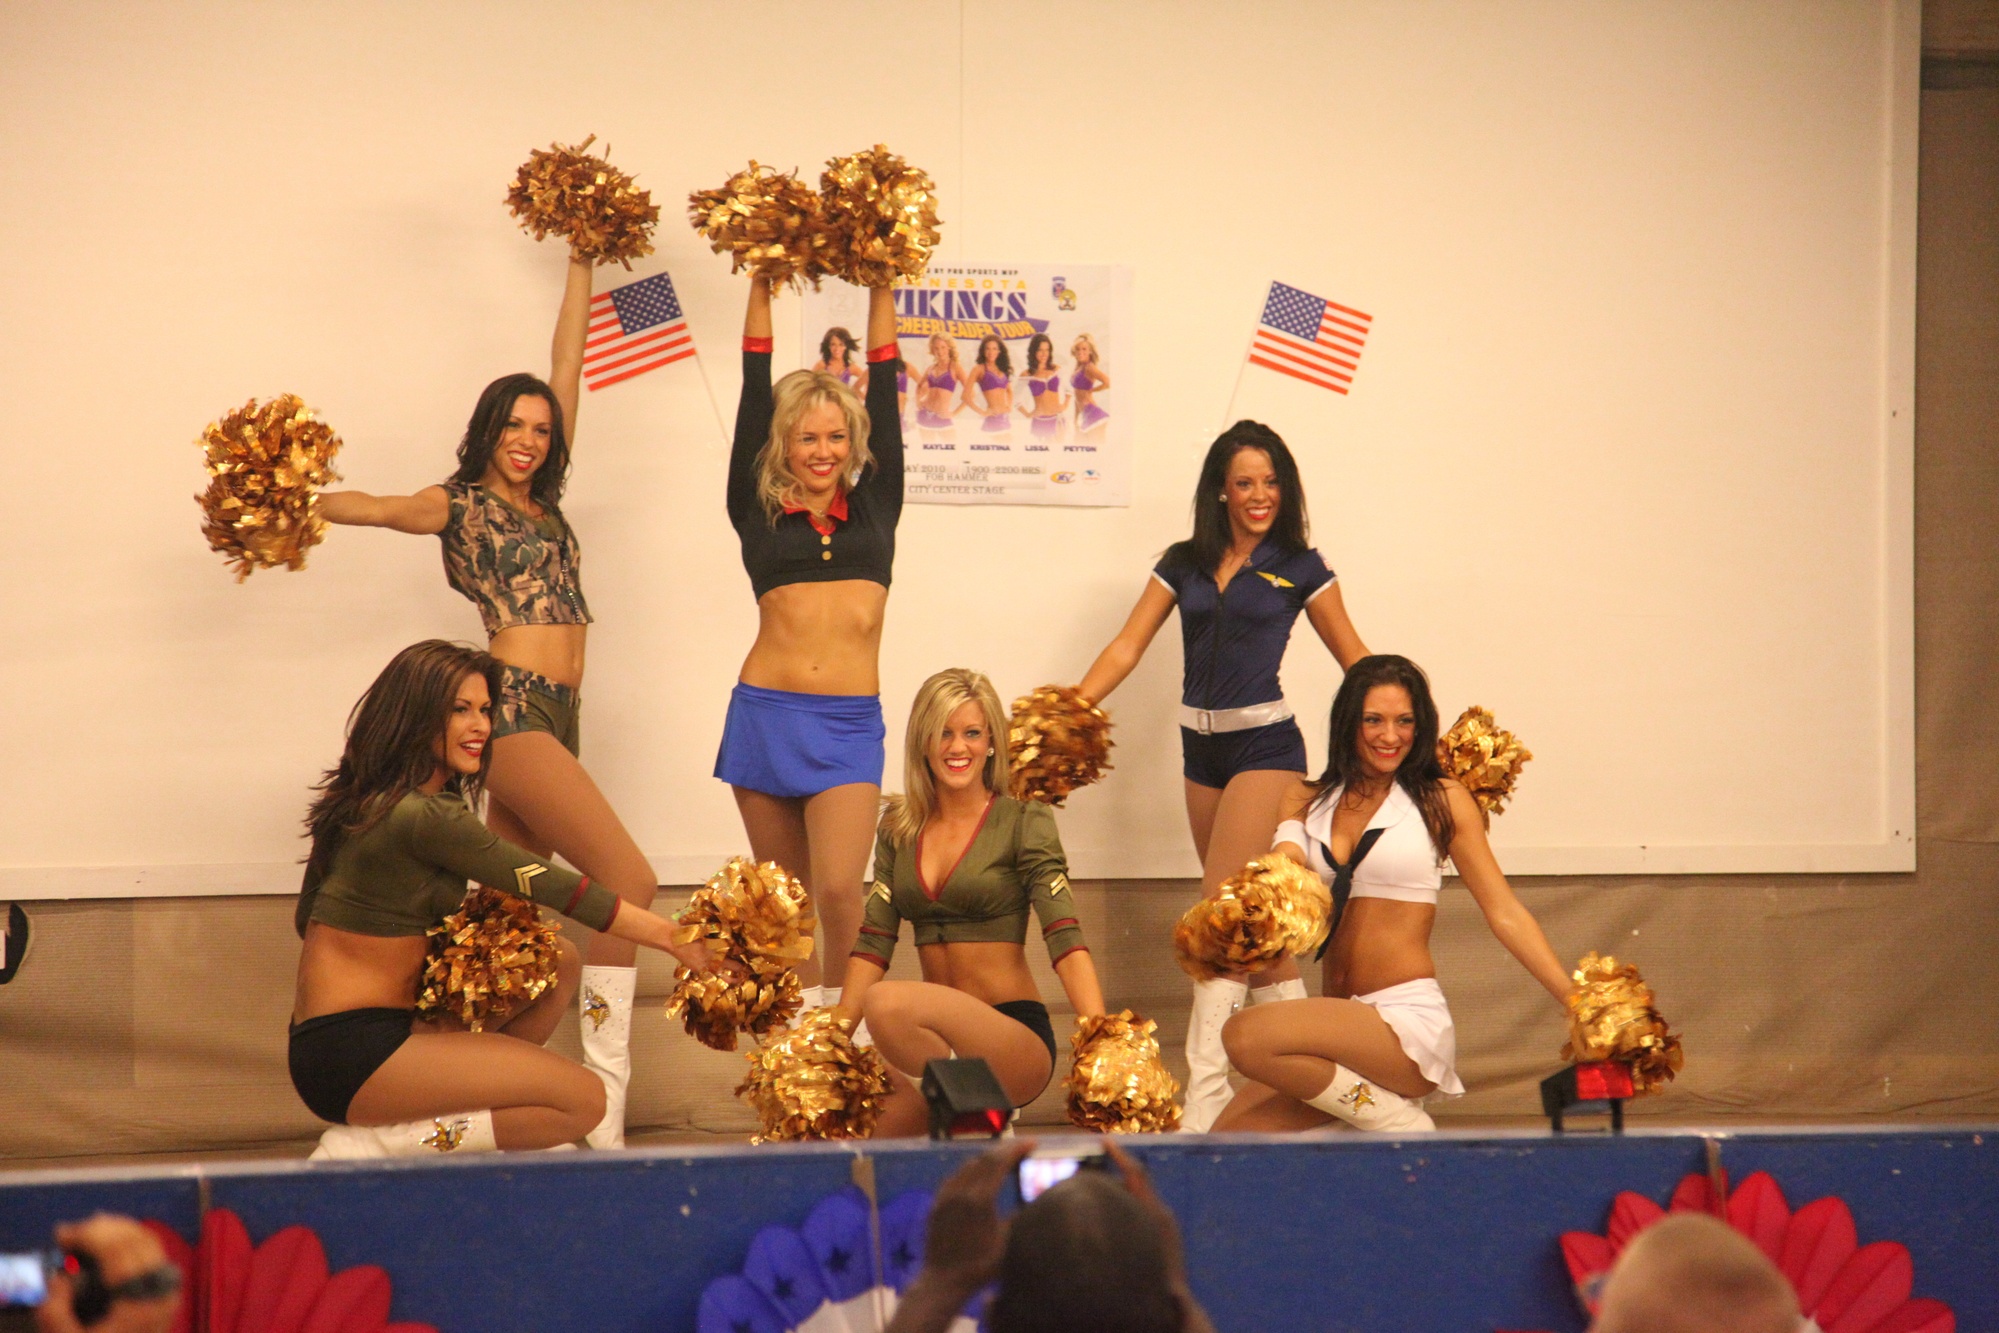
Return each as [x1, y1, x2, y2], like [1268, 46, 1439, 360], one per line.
[1315, 826, 1386, 961]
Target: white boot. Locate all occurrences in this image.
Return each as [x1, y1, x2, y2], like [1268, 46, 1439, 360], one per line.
[309, 1112, 499, 1159]
[1250, 978, 1308, 1005]
[1304, 1064, 1435, 1133]
[1179, 977, 1249, 1133]
[579, 965, 636, 1150]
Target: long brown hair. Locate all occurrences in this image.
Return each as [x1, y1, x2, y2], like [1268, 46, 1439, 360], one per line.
[303, 640, 500, 877]
[1308, 654, 1454, 858]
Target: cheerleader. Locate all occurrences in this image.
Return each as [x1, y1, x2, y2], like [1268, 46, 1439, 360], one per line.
[314, 254, 661, 1147]
[293, 641, 722, 1157]
[1076, 420, 1370, 1130]
[1213, 655, 1570, 1132]
[717, 273, 901, 1006]
[836, 669, 1108, 1136]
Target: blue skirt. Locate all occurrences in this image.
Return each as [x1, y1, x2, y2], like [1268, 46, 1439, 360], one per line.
[715, 683, 886, 799]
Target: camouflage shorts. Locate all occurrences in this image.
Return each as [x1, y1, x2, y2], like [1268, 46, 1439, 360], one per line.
[493, 664, 581, 757]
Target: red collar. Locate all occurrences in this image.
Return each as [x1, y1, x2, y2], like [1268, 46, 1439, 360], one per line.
[783, 489, 849, 536]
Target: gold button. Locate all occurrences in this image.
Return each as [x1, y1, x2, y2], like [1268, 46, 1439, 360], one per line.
[821, 534, 832, 546]
[822, 551, 832, 560]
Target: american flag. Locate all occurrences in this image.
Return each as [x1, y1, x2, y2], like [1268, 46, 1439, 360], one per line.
[584, 272, 694, 391]
[1249, 281, 1372, 395]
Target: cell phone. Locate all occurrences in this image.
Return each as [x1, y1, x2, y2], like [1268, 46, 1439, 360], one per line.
[0, 1249, 112, 1324]
[0, 1252, 55, 1309]
[1017, 1143, 1109, 1203]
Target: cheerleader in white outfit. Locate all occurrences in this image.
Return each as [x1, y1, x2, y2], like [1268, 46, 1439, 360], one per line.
[1213, 655, 1572, 1132]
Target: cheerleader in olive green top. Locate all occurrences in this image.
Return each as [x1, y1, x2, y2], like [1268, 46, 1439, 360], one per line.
[835, 669, 1108, 1138]
[292, 641, 722, 1158]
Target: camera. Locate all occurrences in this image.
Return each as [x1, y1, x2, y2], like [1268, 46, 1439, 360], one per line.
[1017, 1143, 1109, 1203]
[0, 1248, 108, 1319]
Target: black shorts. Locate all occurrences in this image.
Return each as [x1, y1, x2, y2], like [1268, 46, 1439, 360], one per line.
[994, 998, 1059, 1099]
[1179, 718, 1309, 790]
[288, 1007, 414, 1124]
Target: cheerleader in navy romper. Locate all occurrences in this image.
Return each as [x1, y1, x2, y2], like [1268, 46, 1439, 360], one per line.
[1076, 420, 1371, 1130]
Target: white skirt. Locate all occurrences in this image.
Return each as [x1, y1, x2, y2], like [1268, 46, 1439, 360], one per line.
[1355, 977, 1464, 1098]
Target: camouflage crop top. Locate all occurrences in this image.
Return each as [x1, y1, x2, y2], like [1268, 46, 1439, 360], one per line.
[439, 481, 592, 637]
[853, 796, 1088, 969]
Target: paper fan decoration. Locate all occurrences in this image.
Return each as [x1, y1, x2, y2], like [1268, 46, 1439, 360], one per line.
[1529, 1169, 1954, 1333]
[140, 1208, 438, 1333]
[696, 1186, 987, 1333]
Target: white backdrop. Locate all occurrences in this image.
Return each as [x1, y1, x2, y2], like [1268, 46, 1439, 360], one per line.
[0, 0, 1916, 897]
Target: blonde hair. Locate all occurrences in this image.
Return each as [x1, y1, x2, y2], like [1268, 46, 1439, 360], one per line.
[880, 668, 1011, 847]
[1071, 332, 1101, 366]
[757, 370, 874, 521]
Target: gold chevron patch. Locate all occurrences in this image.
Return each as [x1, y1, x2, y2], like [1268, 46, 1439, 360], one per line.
[1258, 571, 1295, 589]
[870, 880, 892, 903]
[1046, 873, 1072, 897]
[514, 863, 547, 897]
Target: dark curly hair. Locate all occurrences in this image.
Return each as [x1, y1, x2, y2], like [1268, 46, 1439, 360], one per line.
[1163, 419, 1309, 578]
[1309, 654, 1454, 858]
[450, 373, 570, 509]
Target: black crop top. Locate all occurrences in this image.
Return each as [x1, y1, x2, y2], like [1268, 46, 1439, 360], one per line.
[728, 339, 903, 600]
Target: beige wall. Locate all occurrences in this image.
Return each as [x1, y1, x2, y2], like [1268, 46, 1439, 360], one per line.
[0, 1, 1923, 895]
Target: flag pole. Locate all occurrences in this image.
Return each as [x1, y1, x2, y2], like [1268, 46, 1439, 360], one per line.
[689, 348, 731, 445]
[1220, 279, 1271, 432]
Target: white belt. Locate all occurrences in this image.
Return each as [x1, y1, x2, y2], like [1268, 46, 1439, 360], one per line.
[1180, 700, 1293, 735]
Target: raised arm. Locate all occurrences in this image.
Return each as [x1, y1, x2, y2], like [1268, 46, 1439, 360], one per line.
[1305, 582, 1371, 669]
[1444, 782, 1571, 1003]
[861, 285, 903, 521]
[728, 277, 777, 526]
[549, 257, 592, 451]
[317, 484, 450, 535]
[1077, 577, 1177, 704]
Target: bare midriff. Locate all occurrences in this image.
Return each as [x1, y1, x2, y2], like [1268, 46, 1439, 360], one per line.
[489, 623, 588, 689]
[916, 940, 1042, 1007]
[293, 924, 426, 1023]
[1321, 898, 1438, 999]
[740, 581, 888, 695]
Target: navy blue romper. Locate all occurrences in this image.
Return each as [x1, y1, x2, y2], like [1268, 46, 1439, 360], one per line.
[1151, 538, 1338, 789]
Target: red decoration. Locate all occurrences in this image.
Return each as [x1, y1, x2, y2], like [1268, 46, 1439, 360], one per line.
[1543, 1170, 1954, 1333]
[1571, 1062, 1634, 1100]
[140, 1208, 437, 1333]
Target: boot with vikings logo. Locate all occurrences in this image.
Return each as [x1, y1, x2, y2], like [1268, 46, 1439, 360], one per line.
[1303, 1063, 1435, 1133]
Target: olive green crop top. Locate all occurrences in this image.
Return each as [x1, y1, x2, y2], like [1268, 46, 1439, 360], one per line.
[295, 789, 620, 938]
[853, 796, 1088, 969]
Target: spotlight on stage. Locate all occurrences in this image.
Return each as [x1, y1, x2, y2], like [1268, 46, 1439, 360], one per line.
[1540, 1061, 1634, 1134]
[920, 1058, 1014, 1141]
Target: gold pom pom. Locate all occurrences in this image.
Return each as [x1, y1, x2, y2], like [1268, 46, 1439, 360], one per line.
[1561, 952, 1686, 1095]
[818, 144, 941, 287]
[1437, 706, 1533, 824]
[1171, 857, 1331, 981]
[195, 394, 342, 581]
[737, 1008, 893, 1141]
[1066, 1010, 1182, 1134]
[665, 857, 817, 1050]
[687, 161, 833, 293]
[504, 135, 659, 269]
[1008, 686, 1115, 806]
[415, 887, 560, 1032]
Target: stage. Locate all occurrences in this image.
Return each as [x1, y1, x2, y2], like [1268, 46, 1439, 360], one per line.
[1, 1126, 1989, 1332]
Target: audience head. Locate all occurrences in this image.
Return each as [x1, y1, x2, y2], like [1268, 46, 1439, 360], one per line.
[987, 1169, 1185, 1333]
[1591, 1214, 1800, 1333]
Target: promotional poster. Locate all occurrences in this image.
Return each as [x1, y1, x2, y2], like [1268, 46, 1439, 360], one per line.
[801, 262, 1134, 506]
